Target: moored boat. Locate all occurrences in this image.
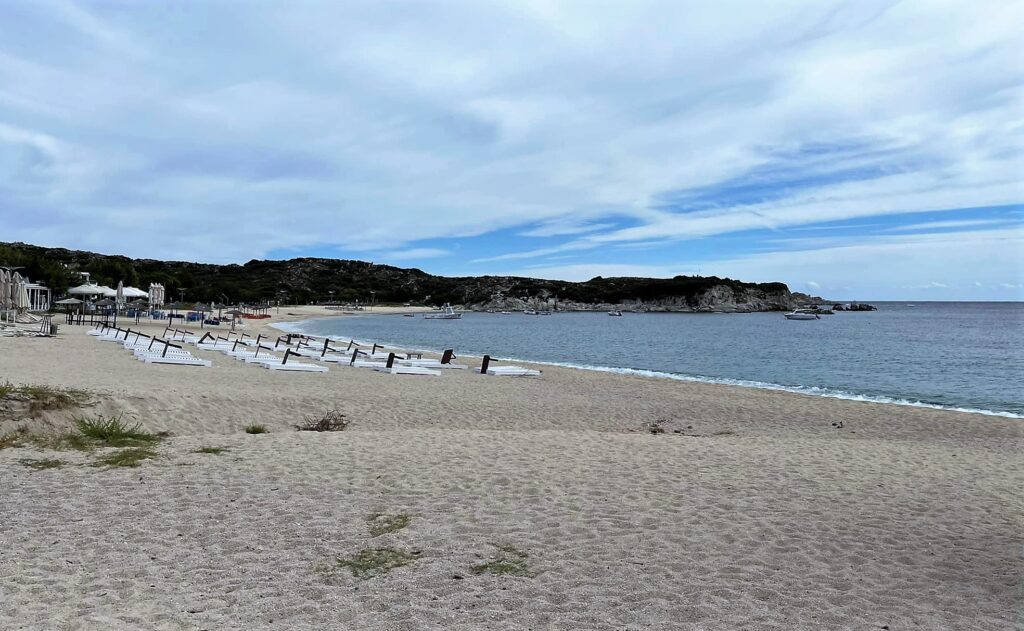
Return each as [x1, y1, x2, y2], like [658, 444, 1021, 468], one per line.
[424, 303, 461, 320]
[784, 309, 820, 320]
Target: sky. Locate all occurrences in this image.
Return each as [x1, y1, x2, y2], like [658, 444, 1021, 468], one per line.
[0, 0, 1022, 300]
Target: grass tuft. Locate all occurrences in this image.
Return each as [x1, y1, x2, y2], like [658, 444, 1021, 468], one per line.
[472, 544, 535, 577]
[0, 382, 90, 415]
[245, 424, 268, 434]
[335, 547, 419, 580]
[93, 446, 158, 468]
[20, 457, 66, 470]
[367, 513, 412, 537]
[194, 446, 228, 455]
[75, 415, 158, 447]
[296, 409, 349, 432]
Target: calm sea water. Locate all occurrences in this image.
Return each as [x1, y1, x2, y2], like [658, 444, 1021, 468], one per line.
[281, 303, 1024, 417]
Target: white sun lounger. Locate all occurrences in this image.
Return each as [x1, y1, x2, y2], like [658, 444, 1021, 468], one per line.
[398, 359, 467, 370]
[478, 366, 541, 376]
[370, 353, 442, 376]
[475, 355, 541, 377]
[140, 355, 212, 367]
[261, 362, 328, 372]
[253, 349, 329, 372]
[374, 365, 441, 376]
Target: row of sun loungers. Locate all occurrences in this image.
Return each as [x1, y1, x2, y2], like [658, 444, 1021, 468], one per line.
[86, 325, 542, 377]
[89, 326, 212, 366]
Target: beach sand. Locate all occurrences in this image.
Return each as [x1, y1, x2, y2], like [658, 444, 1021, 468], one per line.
[1, 306, 1021, 630]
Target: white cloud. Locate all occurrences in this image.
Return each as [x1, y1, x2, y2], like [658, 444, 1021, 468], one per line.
[512, 263, 691, 282]
[0, 0, 1019, 290]
[376, 247, 451, 261]
[507, 227, 1024, 298]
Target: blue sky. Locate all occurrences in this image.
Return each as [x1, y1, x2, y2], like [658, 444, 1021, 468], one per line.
[0, 1, 1022, 300]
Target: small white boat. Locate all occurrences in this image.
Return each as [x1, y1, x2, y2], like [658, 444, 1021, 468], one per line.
[784, 309, 820, 320]
[608, 310, 623, 317]
[424, 303, 461, 320]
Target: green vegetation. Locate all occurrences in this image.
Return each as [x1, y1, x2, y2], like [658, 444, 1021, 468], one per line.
[194, 446, 228, 454]
[472, 544, 535, 577]
[367, 513, 412, 537]
[1, 241, 792, 308]
[1, 415, 161, 456]
[93, 446, 158, 468]
[1, 428, 94, 452]
[19, 458, 65, 470]
[0, 382, 91, 415]
[244, 424, 268, 434]
[75, 415, 159, 447]
[335, 548, 419, 580]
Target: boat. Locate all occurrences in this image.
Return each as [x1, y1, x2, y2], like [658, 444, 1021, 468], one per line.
[523, 310, 537, 315]
[403, 314, 416, 318]
[784, 309, 820, 320]
[608, 310, 623, 316]
[424, 303, 461, 320]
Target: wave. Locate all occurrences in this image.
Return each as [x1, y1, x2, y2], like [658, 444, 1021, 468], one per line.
[273, 319, 1024, 419]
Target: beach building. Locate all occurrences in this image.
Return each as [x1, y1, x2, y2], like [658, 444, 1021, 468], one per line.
[23, 278, 51, 312]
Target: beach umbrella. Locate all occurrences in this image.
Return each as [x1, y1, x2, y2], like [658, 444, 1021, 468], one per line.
[68, 283, 100, 296]
[116, 281, 124, 308]
[15, 280, 29, 311]
[95, 297, 116, 307]
[11, 272, 22, 309]
[128, 299, 149, 307]
[55, 297, 82, 313]
[0, 270, 8, 310]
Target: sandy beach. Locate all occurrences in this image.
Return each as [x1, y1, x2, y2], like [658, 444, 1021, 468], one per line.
[1, 306, 1021, 630]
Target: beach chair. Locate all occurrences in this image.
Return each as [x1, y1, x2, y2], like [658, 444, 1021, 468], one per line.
[475, 355, 541, 377]
[394, 349, 468, 370]
[373, 353, 441, 376]
[258, 349, 329, 372]
[137, 338, 212, 367]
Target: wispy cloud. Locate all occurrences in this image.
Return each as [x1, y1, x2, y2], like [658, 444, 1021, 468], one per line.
[375, 247, 451, 261]
[884, 218, 1015, 232]
[0, 0, 1020, 300]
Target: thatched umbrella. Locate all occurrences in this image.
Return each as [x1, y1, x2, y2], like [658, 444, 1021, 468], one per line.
[192, 302, 211, 328]
[164, 301, 187, 323]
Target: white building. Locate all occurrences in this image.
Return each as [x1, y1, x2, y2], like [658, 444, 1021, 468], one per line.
[24, 278, 51, 312]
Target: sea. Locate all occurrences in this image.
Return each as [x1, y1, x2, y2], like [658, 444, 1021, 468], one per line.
[278, 302, 1024, 418]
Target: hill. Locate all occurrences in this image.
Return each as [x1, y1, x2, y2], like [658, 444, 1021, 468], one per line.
[0, 242, 813, 312]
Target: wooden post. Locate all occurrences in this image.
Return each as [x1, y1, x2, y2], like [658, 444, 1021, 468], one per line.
[480, 355, 492, 374]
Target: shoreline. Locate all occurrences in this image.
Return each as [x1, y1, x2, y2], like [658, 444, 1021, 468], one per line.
[273, 312, 1024, 420]
[2, 304, 1021, 629]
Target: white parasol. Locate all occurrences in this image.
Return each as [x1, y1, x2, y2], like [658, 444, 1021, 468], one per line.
[16, 280, 29, 311]
[0, 270, 8, 310]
